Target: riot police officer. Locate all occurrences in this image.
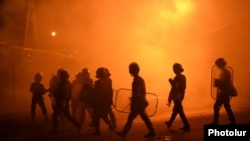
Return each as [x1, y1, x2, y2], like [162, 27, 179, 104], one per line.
[165, 63, 190, 131]
[51, 69, 81, 134]
[29, 72, 48, 122]
[209, 58, 236, 125]
[91, 67, 114, 135]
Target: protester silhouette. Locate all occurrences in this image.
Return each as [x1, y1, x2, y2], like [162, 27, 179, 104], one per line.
[51, 69, 81, 134]
[29, 72, 49, 122]
[165, 63, 190, 131]
[209, 58, 236, 125]
[116, 62, 155, 138]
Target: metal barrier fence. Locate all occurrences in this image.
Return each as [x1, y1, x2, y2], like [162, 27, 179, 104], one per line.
[113, 88, 158, 117]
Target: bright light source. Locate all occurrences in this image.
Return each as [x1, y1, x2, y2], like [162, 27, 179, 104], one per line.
[51, 31, 56, 37]
[175, 0, 193, 17]
[156, 0, 194, 22]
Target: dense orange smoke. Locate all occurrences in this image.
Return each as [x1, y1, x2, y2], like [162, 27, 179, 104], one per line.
[0, 0, 249, 117]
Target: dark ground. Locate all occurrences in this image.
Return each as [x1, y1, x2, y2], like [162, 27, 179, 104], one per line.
[1, 108, 250, 141]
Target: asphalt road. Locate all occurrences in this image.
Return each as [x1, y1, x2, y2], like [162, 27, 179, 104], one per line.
[1, 108, 250, 141]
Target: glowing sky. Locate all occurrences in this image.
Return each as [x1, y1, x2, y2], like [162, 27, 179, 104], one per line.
[0, 0, 250, 115]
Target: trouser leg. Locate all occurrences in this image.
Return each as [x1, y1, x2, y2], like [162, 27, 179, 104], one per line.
[213, 100, 222, 124]
[122, 110, 138, 135]
[63, 108, 80, 129]
[52, 109, 60, 132]
[38, 100, 48, 121]
[31, 100, 36, 121]
[140, 111, 155, 134]
[92, 108, 101, 133]
[179, 110, 189, 127]
[167, 105, 178, 127]
[224, 100, 236, 124]
[109, 109, 116, 128]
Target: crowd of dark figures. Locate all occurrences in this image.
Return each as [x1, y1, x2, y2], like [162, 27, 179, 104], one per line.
[29, 58, 237, 138]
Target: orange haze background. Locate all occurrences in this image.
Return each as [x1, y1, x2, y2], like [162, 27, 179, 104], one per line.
[0, 0, 249, 118]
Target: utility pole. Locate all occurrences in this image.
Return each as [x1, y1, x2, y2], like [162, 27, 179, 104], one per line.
[24, 0, 37, 48]
[10, 0, 37, 111]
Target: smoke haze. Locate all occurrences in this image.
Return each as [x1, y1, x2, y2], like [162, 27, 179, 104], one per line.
[0, 0, 250, 117]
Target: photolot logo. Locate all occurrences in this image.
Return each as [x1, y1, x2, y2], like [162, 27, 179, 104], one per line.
[204, 125, 250, 141]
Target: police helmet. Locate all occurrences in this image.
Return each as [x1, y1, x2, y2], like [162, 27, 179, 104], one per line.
[215, 58, 227, 67]
[104, 68, 111, 77]
[82, 68, 90, 77]
[96, 67, 106, 78]
[34, 72, 42, 81]
[60, 70, 69, 80]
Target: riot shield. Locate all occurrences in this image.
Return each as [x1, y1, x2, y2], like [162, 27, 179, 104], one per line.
[113, 88, 158, 117]
[211, 65, 234, 100]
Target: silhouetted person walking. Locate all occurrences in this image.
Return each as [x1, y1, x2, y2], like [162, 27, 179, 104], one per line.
[165, 63, 190, 131]
[116, 62, 155, 138]
[104, 68, 117, 129]
[51, 69, 81, 134]
[29, 72, 48, 122]
[91, 67, 114, 135]
[48, 69, 64, 111]
[71, 72, 85, 124]
[209, 58, 236, 125]
[79, 68, 94, 126]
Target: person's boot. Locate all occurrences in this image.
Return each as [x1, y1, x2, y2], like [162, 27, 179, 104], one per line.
[165, 121, 171, 128]
[144, 132, 156, 138]
[180, 126, 190, 132]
